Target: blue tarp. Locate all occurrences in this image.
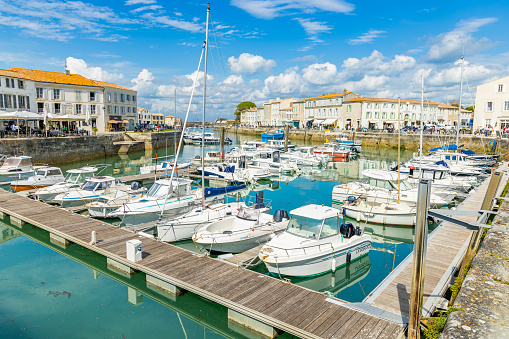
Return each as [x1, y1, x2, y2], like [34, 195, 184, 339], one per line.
[435, 160, 449, 168]
[204, 184, 246, 198]
[429, 144, 476, 156]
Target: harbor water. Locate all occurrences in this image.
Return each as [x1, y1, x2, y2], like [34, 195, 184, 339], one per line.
[0, 131, 438, 338]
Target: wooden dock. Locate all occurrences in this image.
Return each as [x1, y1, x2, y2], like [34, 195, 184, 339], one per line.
[0, 189, 403, 339]
[363, 178, 493, 321]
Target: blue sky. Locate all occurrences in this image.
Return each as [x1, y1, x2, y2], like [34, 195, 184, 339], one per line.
[0, 0, 508, 121]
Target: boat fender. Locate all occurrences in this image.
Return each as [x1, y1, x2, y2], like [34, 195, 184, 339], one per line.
[342, 208, 346, 217]
[332, 257, 336, 273]
[346, 252, 352, 264]
[356, 212, 361, 222]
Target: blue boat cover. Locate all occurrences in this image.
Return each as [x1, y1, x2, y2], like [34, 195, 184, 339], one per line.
[429, 144, 476, 156]
[224, 165, 235, 173]
[204, 184, 246, 198]
[435, 160, 449, 168]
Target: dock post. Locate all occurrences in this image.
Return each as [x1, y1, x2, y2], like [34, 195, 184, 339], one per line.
[408, 179, 431, 339]
[146, 274, 184, 297]
[220, 127, 225, 161]
[284, 125, 289, 152]
[0, 211, 6, 218]
[228, 309, 280, 338]
[10, 216, 25, 227]
[107, 258, 135, 277]
[50, 233, 70, 248]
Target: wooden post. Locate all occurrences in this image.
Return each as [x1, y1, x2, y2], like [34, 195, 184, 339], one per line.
[284, 125, 289, 152]
[220, 126, 225, 161]
[408, 179, 431, 339]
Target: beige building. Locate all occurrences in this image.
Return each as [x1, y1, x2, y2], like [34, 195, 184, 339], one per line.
[151, 112, 164, 125]
[291, 100, 305, 127]
[474, 75, 509, 131]
[304, 91, 360, 129]
[164, 115, 179, 126]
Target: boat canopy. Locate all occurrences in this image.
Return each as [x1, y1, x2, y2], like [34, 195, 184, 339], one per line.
[2, 156, 32, 168]
[204, 184, 246, 198]
[429, 144, 476, 156]
[362, 169, 408, 181]
[290, 204, 340, 219]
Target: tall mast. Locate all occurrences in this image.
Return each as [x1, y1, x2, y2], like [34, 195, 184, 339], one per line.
[398, 97, 401, 204]
[456, 55, 465, 148]
[419, 74, 424, 178]
[201, 3, 210, 207]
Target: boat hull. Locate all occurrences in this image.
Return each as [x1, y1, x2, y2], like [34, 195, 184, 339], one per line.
[315, 151, 349, 158]
[11, 183, 53, 192]
[343, 207, 416, 226]
[262, 238, 372, 277]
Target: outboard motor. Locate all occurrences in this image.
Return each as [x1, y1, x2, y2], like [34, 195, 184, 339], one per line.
[273, 151, 280, 163]
[115, 178, 122, 185]
[346, 196, 358, 205]
[273, 209, 289, 222]
[340, 222, 354, 239]
[351, 147, 359, 154]
[355, 226, 362, 236]
[130, 181, 141, 190]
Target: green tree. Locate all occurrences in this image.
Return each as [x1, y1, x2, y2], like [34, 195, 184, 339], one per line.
[234, 101, 256, 121]
[465, 106, 474, 112]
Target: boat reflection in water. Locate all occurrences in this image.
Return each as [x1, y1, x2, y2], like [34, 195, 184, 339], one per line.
[289, 254, 371, 297]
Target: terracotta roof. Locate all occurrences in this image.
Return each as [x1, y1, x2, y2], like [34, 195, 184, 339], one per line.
[0, 69, 31, 80]
[151, 113, 164, 116]
[343, 97, 443, 106]
[92, 80, 134, 91]
[11, 67, 102, 87]
[307, 92, 350, 100]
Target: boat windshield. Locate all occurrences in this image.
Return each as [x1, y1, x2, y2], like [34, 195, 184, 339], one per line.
[2, 158, 21, 167]
[236, 207, 257, 221]
[286, 215, 323, 239]
[65, 173, 80, 183]
[82, 181, 110, 191]
[390, 179, 413, 191]
[36, 169, 46, 176]
[147, 183, 169, 197]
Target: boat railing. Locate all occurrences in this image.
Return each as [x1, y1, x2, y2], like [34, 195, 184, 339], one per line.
[268, 241, 336, 258]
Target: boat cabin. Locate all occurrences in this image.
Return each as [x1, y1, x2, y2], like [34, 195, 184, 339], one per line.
[408, 165, 448, 180]
[146, 178, 192, 198]
[1, 156, 33, 171]
[81, 176, 120, 192]
[34, 167, 64, 179]
[65, 166, 98, 183]
[286, 204, 347, 240]
[256, 150, 281, 163]
[362, 169, 413, 191]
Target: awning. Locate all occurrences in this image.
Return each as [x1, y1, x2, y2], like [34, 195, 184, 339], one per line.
[313, 119, 324, 125]
[320, 118, 337, 125]
[122, 120, 129, 123]
[108, 120, 121, 124]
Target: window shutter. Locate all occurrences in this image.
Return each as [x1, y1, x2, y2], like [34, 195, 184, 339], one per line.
[13, 95, 17, 109]
[26, 96, 30, 110]
[45, 103, 49, 113]
[0, 94, 3, 108]
[50, 88, 54, 100]
[52, 103, 55, 113]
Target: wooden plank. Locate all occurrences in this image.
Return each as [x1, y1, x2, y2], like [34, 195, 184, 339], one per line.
[307, 306, 351, 336]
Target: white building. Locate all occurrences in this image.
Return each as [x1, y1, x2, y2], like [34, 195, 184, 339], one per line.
[137, 108, 151, 125]
[94, 81, 137, 131]
[268, 98, 297, 126]
[473, 75, 509, 131]
[0, 69, 36, 115]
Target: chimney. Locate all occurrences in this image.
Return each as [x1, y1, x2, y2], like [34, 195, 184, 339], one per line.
[343, 88, 347, 94]
[65, 70, 70, 76]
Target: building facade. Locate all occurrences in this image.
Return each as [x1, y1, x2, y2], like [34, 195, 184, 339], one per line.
[474, 76, 509, 131]
[291, 100, 305, 127]
[0, 70, 36, 116]
[151, 112, 164, 126]
[94, 81, 137, 132]
[137, 108, 151, 125]
[304, 91, 360, 129]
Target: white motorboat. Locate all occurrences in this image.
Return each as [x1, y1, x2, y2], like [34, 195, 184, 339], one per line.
[197, 162, 246, 182]
[280, 147, 328, 167]
[251, 150, 299, 174]
[244, 140, 266, 148]
[139, 160, 191, 175]
[11, 166, 65, 192]
[266, 139, 296, 151]
[190, 132, 220, 145]
[0, 156, 36, 183]
[331, 169, 450, 208]
[54, 176, 125, 208]
[191, 151, 222, 166]
[87, 182, 147, 218]
[32, 166, 100, 202]
[314, 143, 350, 160]
[193, 198, 289, 253]
[157, 201, 247, 242]
[109, 179, 246, 226]
[403, 162, 476, 193]
[342, 196, 417, 226]
[259, 204, 372, 277]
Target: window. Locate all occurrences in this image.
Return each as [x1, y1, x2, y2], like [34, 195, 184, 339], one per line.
[487, 102, 493, 111]
[90, 105, 96, 114]
[382, 112, 387, 119]
[390, 112, 395, 119]
[120, 94, 125, 102]
[76, 104, 82, 115]
[412, 113, 416, 119]
[321, 217, 339, 238]
[127, 107, 130, 113]
[412, 105, 416, 109]
[37, 102, 44, 113]
[5, 78, 11, 88]
[89, 92, 96, 101]
[18, 80, 24, 89]
[114, 92, 118, 102]
[286, 215, 323, 239]
[367, 103, 372, 108]
[132, 106, 136, 114]
[505, 102, 509, 111]
[18, 96, 26, 108]
[107, 105, 111, 114]
[121, 106, 124, 115]
[76, 90, 81, 101]
[375, 103, 379, 108]
[54, 103, 61, 113]
[347, 105, 352, 112]
[383, 103, 387, 108]
[391, 104, 395, 109]
[107, 92, 111, 101]
[498, 84, 504, 93]
[366, 112, 371, 119]
[53, 89, 60, 100]
[375, 112, 379, 119]
[4, 94, 13, 108]
[126, 94, 131, 101]
[36, 88, 43, 99]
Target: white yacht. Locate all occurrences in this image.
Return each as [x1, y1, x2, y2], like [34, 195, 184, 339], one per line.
[109, 179, 245, 226]
[0, 156, 36, 183]
[157, 200, 246, 242]
[32, 166, 100, 202]
[139, 161, 191, 175]
[280, 147, 328, 167]
[251, 150, 299, 174]
[266, 139, 296, 151]
[403, 162, 477, 193]
[342, 196, 417, 226]
[331, 169, 450, 208]
[197, 162, 246, 182]
[11, 167, 65, 192]
[54, 176, 125, 208]
[87, 182, 147, 218]
[259, 204, 372, 277]
[193, 200, 290, 253]
[191, 151, 222, 166]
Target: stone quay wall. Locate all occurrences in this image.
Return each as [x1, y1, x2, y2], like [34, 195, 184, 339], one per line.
[0, 131, 180, 166]
[216, 126, 507, 156]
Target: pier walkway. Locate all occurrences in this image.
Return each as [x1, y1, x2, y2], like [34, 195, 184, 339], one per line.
[363, 177, 493, 321]
[0, 189, 403, 339]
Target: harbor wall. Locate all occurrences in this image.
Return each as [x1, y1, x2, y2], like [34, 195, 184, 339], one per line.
[0, 131, 180, 166]
[215, 126, 507, 156]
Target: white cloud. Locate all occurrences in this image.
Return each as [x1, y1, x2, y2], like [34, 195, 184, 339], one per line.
[426, 17, 497, 63]
[262, 67, 303, 96]
[66, 57, 125, 83]
[125, 0, 156, 5]
[131, 68, 156, 95]
[348, 29, 386, 45]
[231, 0, 354, 19]
[141, 13, 202, 33]
[223, 75, 244, 85]
[130, 5, 163, 13]
[302, 62, 338, 85]
[294, 18, 332, 43]
[228, 53, 276, 74]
